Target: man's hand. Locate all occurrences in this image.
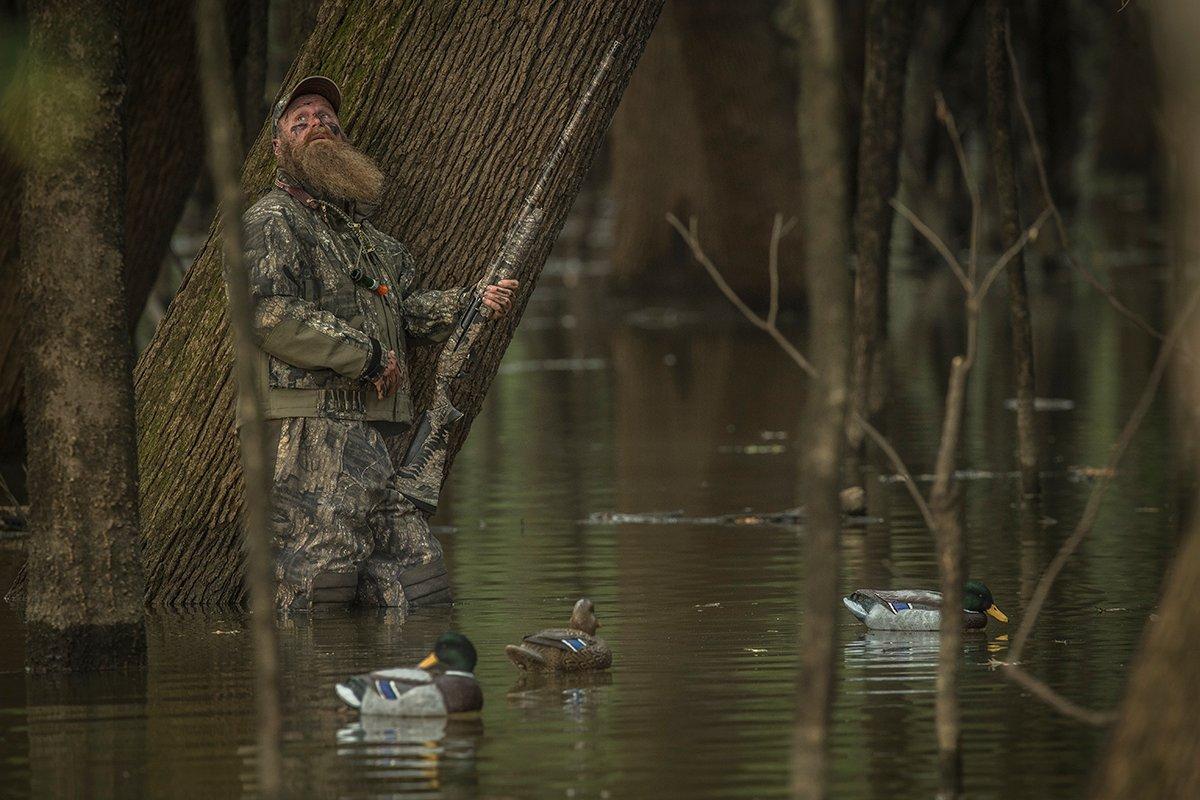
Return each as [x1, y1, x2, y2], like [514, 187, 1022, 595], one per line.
[481, 278, 519, 318]
[371, 350, 401, 399]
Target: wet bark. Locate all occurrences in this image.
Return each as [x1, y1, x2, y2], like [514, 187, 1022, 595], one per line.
[0, 0, 251, 464]
[985, 0, 1039, 499]
[788, 1, 849, 796]
[845, 0, 916, 479]
[610, 0, 802, 303]
[133, 0, 664, 607]
[194, 0, 283, 792]
[20, 0, 145, 672]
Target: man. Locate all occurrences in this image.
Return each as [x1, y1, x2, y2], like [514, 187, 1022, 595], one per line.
[241, 76, 517, 610]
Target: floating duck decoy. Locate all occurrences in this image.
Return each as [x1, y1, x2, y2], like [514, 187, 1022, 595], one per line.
[505, 598, 613, 672]
[335, 632, 482, 716]
[842, 580, 1009, 631]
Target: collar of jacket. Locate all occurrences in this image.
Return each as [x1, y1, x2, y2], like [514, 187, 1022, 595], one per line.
[274, 170, 378, 222]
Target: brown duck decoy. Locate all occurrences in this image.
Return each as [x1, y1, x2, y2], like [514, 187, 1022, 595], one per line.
[505, 598, 613, 672]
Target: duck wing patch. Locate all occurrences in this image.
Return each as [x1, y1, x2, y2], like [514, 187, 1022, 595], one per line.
[524, 629, 593, 652]
[369, 667, 432, 701]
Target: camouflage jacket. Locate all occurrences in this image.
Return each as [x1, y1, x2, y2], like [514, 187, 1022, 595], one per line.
[240, 171, 469, 428]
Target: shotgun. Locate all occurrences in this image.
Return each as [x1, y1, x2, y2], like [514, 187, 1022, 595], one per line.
[396, 39, 621, 513]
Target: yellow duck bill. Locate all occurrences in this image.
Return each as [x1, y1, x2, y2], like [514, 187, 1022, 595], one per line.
[417, 652, 439, 669]
[986, 604, 1009, 623]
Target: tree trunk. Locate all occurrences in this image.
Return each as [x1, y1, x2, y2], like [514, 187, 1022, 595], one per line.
[21, 0, 145, 672]
[0, 0, 252, 466]
[133, 0, 664, 607]
[195, 0, 283, 792]
[788, 1, 849, 796]
[1092, 6, 1200, 794]
[609, 0, 803, 303]
[845, 0, 916, 479]
[931, 357, 971, 800]
[1090, 520, 1200, 798]
[985, 0, 1040, 499]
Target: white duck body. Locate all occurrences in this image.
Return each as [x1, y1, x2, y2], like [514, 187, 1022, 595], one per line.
[337, 667, 482, 717]
[842, 588, 989, 632]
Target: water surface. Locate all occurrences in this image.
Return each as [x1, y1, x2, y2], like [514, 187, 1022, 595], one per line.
[0, 241, 1179, 798]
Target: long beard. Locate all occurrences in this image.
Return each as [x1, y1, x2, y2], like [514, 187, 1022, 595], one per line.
[279, 134, 384, 207]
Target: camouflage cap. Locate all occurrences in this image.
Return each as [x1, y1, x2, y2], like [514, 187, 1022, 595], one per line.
[271, 75, 342, 127]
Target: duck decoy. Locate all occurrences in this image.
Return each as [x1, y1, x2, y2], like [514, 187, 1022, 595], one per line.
[842, 580, 1008, 631]
[335, 631, 483, 715]
[505, 598, 613, 672]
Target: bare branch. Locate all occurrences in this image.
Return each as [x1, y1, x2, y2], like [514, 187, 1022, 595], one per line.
[667, 213, 937, 532]
[976, 206, 1054, 301]
[1002, 18, 1166, 345]
[1009, 282, 1200, 662]
[767, 213, 790, 327]
[999, 663, 1117, 726]
[890, 198, 971, 293]
[935, 92, 981, 282]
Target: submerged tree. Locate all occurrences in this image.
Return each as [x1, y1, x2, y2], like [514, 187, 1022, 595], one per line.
[20, 0, 145, 671]
[1091, 2, 1200, 794]
[984, 0, 1039, 499]
[0, 0, 258, 462]
[132, 0, 664, 607]
[788, 1, 850, 796]
[845, 0, 916, 483]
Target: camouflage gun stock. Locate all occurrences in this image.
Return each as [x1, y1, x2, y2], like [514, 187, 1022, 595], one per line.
[396, 39, 621, 513]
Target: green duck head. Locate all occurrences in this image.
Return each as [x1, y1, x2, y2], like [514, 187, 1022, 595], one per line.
[569, 598, 600, 634]
[417, 632, 478, 672]
[963, 580, 1008, 623]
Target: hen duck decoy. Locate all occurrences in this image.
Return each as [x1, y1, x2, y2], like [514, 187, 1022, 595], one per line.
[842, 580, 1009, 631]
[505, 598, 613, 672]
[335, 632, 483, 716]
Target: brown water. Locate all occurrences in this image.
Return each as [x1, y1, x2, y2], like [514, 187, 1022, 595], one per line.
[0, 239, 1182, 799]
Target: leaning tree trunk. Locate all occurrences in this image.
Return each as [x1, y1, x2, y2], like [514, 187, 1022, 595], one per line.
[609, 0, 802, 303]
[985, 0, 1040, 500]
[788, 1, 850, 796]
[133, 0, 664, 607]
[845, 0, 916, 481]
[0, 0, 252, 462]
[21, 0, 145, 672]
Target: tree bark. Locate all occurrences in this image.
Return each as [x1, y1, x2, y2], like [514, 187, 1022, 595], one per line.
[133, 0, 664, 607]
[788, 1, 849, 797]
[985, 0, 1040, 499]
[609, 0, 802, 303]
[845, 0, 916, 479]
[21, 0, 145, 672]
[0, 0, 251, 465]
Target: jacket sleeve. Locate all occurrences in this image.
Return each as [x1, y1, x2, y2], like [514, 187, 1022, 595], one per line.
[401, 286, 473, 342]
[242, 211, 380, 379]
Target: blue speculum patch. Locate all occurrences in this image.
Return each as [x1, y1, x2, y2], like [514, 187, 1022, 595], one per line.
[376, 680, 398, 700]
[562, 638, 587, 652]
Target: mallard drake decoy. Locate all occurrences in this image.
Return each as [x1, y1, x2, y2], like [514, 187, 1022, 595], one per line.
[505, 598, 613, 672]
[335, 632, 483, 716]
[842, 580, 1009, 631]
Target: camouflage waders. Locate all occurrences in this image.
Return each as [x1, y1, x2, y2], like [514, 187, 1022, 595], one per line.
[269, 417, 451, 610]
[239, 170, 467, 610]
